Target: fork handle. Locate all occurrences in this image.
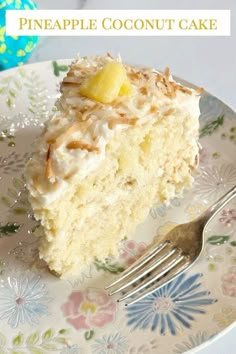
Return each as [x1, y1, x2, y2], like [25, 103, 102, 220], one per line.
[202, 185, 236, 228]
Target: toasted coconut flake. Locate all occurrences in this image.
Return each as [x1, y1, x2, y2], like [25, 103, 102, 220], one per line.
[45, 145, 54, 180]
[137, 99, 145, 109]
[108, 117, 138, 129]
[67, 71, 76, 77]
[155, 67, 193, 98]
[155, 70, 176, 98]
[77, 104, 102, 121]
[162, 69, 176, 97]
[164, 79, 175, 97]
[163, 67, 170, 79]
[75, 111, 83, 120]
[155, 72, 162, 82]
[143, 73, 150, 80]
[64, 169, 78, 180]
[54, 121, 91, 149]
[140, 86, 148, 95]
[177, 85, 192, 95]
[107, 52, 114, 59]
[172, 82, 192, 95]
[62, 82, 80, 87]
[163, 108, 175, 116]
[128, 71, 142, 80]
[66, 140, 99, 152]
[79, 106, 90, 114]
[46, 138, 56, 144]
[150, 105, 159, 114]
[165, 91, 176, 98]
[196, 87, 204, 95]
[46, 126, 68, 145]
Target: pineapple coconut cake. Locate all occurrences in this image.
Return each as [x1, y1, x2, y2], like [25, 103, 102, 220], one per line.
[25, 54, 202, 278]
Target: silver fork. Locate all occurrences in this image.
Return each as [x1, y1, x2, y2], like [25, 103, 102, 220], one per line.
[105, 185, 236, 306]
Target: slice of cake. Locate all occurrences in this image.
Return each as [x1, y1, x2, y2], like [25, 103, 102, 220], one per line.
[25, 55, 201, 278]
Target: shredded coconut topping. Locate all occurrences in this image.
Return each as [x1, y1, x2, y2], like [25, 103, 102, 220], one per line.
[25, 54, 202, 204]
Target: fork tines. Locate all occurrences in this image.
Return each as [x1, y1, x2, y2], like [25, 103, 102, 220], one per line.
[105, 240, 190, 306]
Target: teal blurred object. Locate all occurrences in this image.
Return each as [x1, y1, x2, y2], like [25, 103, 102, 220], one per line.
[0, 0, 38, 70]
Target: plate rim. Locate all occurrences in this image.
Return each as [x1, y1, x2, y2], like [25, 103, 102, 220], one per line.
[0, 58, 236, 354]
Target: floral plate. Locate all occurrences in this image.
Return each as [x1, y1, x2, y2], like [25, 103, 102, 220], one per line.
[0, 60, 236, 354]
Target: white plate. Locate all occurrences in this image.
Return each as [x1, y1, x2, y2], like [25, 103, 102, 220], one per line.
[0, 60, 235, 354]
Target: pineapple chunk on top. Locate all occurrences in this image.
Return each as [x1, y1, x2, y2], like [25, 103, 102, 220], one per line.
[80, 62, 132, 104]
[119, 76, 132, 96]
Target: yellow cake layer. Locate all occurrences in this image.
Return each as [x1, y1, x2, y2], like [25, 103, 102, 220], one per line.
[34, 109, 197, 277]
[25, 55, 200, 277]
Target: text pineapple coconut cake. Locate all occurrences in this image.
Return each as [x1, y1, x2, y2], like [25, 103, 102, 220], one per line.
[25, 54, 202, 277]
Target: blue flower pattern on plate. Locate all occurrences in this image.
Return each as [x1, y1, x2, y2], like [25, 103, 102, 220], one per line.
[126, 273, 217, 335]
[150, 197, 181, 219]
[0, 274, 50, 328]
[173, 331, 216, 353]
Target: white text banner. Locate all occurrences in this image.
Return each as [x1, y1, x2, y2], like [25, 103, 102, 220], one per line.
[6, 10, 231, 36]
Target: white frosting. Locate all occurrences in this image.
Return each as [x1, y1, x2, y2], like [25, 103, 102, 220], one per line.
[25, 55, 200, 206]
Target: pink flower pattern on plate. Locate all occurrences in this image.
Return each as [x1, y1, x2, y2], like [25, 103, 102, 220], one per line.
[222, 266, 236, 297]
[219, 209, 236, 227]
[119, 240, 146, 266]
[61, 288, 116, 330]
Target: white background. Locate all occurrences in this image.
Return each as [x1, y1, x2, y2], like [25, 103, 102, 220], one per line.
[28, 1, 235, 353]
